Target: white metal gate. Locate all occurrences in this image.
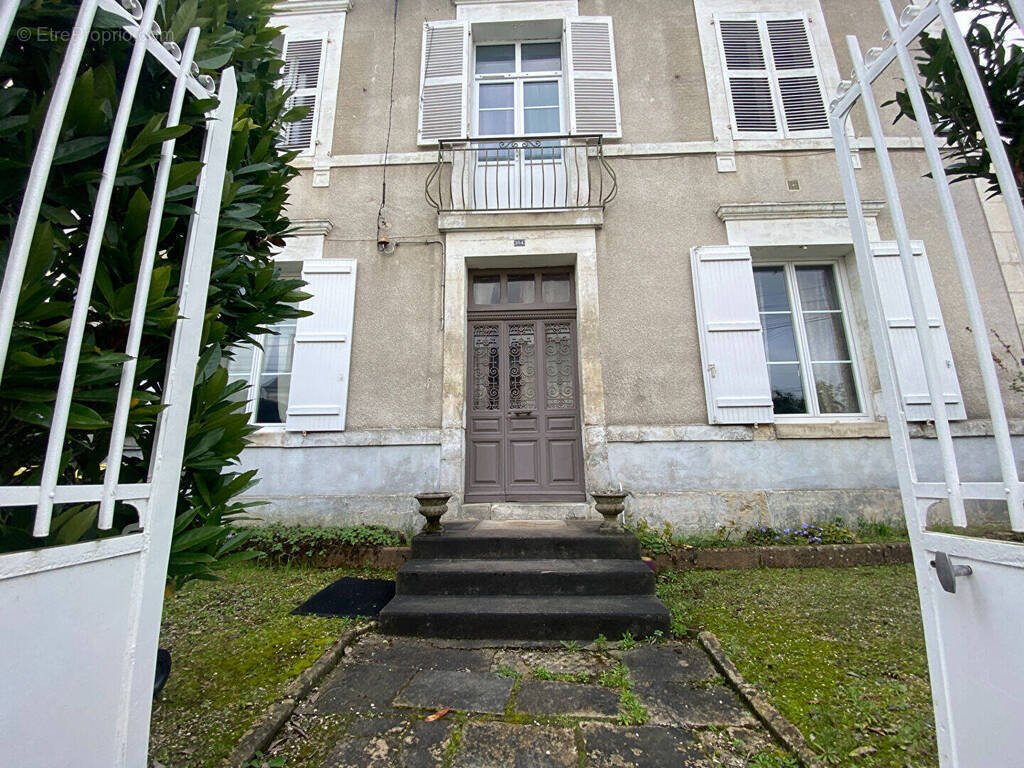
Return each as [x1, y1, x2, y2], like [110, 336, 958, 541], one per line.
[0, 1, 236, 766]
[831, 1, 1024, 764]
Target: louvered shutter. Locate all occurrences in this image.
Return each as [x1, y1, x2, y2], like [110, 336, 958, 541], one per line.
[691, 246, 775, 424]
[281, 38, 324, 151]
[765, 18, 829, 134]
[418, 21, 469, 145]
[870, 242, 965, 422]
[286, 259, 357, 432]
[566, 17, 621, 138]
[717, 18, 778, 137]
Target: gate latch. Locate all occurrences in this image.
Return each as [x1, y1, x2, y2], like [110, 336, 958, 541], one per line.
[931, 552, 973, 594]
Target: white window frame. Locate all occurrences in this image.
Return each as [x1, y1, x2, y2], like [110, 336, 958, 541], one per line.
[752, 255, 871, 422]
[472, 41, 566, 139]
[270, 2, 350, 164]
[227, 261, 302, 428]
[693, 0, 844, 151]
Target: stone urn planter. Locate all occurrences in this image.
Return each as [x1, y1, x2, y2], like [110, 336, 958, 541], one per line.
[416, 492, 452, 534]
[591, 490, 629, 532]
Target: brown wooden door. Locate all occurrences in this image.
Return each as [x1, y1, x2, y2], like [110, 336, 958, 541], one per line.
[466, 271, 586, 503]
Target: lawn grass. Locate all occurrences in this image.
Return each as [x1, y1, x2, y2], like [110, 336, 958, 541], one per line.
[149, 562, 388, 768]
[657, 565, 936, 767]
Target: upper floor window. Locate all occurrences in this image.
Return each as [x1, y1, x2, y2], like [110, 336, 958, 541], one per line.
[474, 42, 564, 138]
[279, 38, 325, 151]
[418, 17, 621, 144]
[716, 15, 830, 139]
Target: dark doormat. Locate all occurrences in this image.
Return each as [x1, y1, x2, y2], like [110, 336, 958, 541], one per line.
[292, 577, 396, 618]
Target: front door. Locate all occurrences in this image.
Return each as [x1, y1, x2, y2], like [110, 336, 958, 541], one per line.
[466, 269, 586, 503]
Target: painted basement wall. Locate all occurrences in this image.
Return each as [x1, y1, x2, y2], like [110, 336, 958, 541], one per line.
[240, 0, 1024, 531]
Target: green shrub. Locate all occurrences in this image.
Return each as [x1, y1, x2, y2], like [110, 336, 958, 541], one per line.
[622, 515, 673, 554]
[248, 524, 404, 564]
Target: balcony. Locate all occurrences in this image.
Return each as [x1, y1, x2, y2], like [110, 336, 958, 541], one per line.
[425, 135, 617, 230]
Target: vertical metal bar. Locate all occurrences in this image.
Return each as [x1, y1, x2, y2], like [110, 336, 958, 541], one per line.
[506, 146, 512, 210]
[848, 36, 967, 527]
[98, 29, 201, 530]
[597, 140, 605, 206]
[34, 0, 163, 537]
[575, 140, 582, 207]
[123, 68, 238, 766]
[882, 1, 1024, 531]
[541, 145, 547, 209]
[0, 0, 100, 387]
[0, 0, 19, 58]
[936, 0, 1024, 258]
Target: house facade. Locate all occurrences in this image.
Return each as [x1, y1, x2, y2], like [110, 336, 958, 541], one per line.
[230, 0, 1024, 533]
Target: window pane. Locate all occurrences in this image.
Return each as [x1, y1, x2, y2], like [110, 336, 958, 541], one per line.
[226, 344, 255, 377]
[524, 81, 560, 107]
[476, 44, 515, 74]
[473, 275, 500, 304]
[542, 274, 571, 303]
[753, 267, 789, 311]
[507, 275, 536, 304]
[768, 363, 807, 414]
[472, 325, 501, 410]
[761, 312, 800, 363]
[812, 363, 860, 413]
[795, 266, 841, 310]
[261, 323, 296, 374]
[524, 106, 560, 134]
[479, 82, 513, 109]
[803, 312, 851, 361]
[256, 373, 290, 423]
[521, 42, 562, 72]
[508, 323, 537, 410]
[479, 109, 514, 136]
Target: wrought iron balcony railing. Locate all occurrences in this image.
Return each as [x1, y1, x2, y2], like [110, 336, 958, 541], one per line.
[425, 135, 617, 214]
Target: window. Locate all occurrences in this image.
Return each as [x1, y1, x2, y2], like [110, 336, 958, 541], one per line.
[469, 270, 574, 308]
[226, 264, 301, 425]
[418, 17, 621, 144]
[279, 38, 325, 151]
[717, 15, 829, 139]
[753, 263, 861, 416]
[474, 42, 564, 140]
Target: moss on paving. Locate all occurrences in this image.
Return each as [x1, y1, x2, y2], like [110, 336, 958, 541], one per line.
[149, 562, 389, 768]
[657, 565, 936, 767]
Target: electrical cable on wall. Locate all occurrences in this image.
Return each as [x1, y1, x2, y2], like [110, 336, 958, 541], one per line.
[377, 0, 399, 253]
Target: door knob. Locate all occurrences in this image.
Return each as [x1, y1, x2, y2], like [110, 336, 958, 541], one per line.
[931, 551, 973, 594]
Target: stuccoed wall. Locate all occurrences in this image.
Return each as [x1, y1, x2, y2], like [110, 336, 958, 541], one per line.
[238, 0, 1024, 530]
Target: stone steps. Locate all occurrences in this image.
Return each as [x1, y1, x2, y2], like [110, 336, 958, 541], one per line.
[378, 518, 671, 640]
[378, 595, 671, 641]
[396, 558, 655, 596]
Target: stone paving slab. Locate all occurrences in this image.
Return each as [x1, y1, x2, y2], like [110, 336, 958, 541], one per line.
[348, 635, 495, 673]
[452, 722, 577, 768]
[394, 669, 514, 714]
[622, 644, 716, 685]
[515, 679, 621, 718]
[492, 648, 615, 678]
[320, 716, 409, 768]
[636, 682, 757, 728]
[580, 722, 707, 768]
[315, 663, 415, 715]
[398, 719, 453, 768]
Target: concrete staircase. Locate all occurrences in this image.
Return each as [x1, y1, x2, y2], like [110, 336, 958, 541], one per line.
[378, 519, 671, 640]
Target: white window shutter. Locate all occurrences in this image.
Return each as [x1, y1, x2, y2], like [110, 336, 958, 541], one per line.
[566, 17, 622, 139]
[281, 38, 325, 151]
[870, 242, 966, 422]
[765, 18, 829, 133]
[418, 21, 469, 145]
[691, 246, 775, 424]
[717, 18, 778, 137]
[286, 259, 357, 432]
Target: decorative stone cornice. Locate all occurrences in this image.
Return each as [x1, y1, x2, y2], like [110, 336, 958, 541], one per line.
[288, 218, 334, 237]
[273, 0, 352, 16]
[716, 201, 886, 222]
